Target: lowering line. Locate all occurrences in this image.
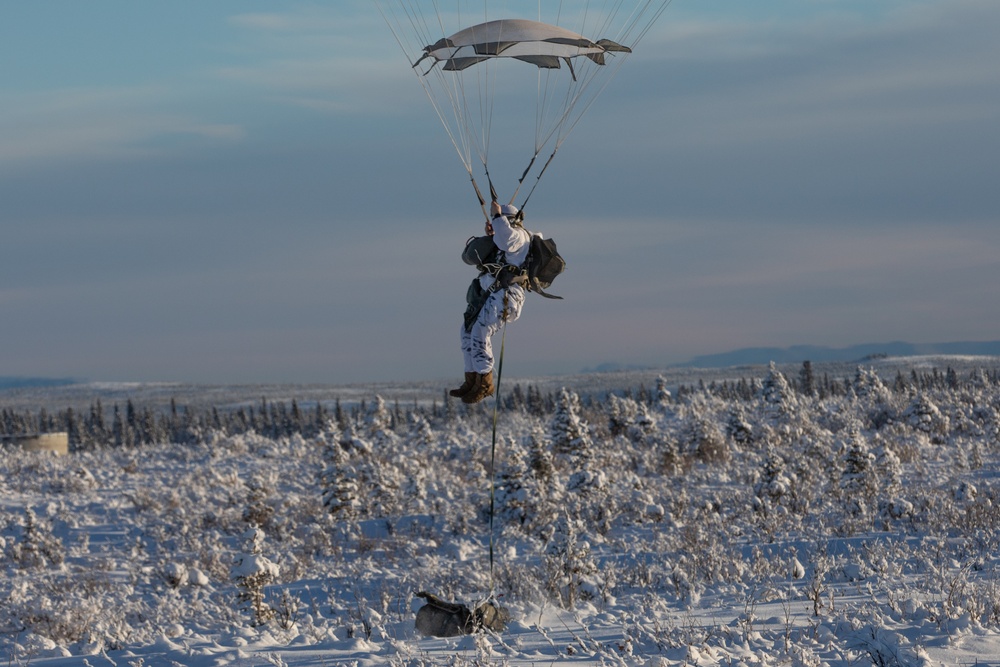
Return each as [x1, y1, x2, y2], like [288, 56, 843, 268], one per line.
[485, 292, 510, 602]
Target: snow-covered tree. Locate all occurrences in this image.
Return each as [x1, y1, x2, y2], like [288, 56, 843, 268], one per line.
[405, 412, 435, 449]
[842, 426, 875, 491]
[679, 411, 728, 464]
[632, 402, 658, 441]
[725, 405, 754, 446]
[526, 426, 554, 484]
[231, 526, 280, 627]
[754, 445, 792, 503]
[839, 424, 879, 528]
[608, 394, 638, 437]
[873, 438, 910, 529]
[550, 388, 593, 464]
[872, 435, 903, 496]
[320, 429, 360, 519]
[243, 473, 276, 530]
[496, 437, 529, 525]
[655, 376, 673, 410]
[608, 394, 658, 445]
[361, 395, 397, 449]
[902, 392, 948, 439]
[852, 366, 894, 429]
[852, 366, 891, 404]
[798, 360, 816, 397]
[518, 426, 562, 536]
[542, 515, 601, 608]
[759, 362, 798, 422]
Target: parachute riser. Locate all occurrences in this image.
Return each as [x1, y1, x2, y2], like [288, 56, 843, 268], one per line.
[515, 145, 560, 214]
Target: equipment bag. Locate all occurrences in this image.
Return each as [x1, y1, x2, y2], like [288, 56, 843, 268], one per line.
[523, 234, 565, 299]
[462, 236, 499, 267]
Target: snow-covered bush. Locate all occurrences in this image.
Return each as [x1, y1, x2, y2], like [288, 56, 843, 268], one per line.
[542, 516, 603, 608]
[7, 508, 64, 569]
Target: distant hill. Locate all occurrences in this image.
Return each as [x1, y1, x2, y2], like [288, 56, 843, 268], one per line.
[679, 341, 1000, 368]
[0, 376, 78, 390]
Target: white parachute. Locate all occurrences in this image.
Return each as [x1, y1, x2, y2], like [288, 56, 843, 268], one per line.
[376, 0, 672, 214]
[416, 19, 632, 72]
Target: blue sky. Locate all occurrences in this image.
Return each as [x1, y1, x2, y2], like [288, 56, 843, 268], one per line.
[3, 1, 998, 385]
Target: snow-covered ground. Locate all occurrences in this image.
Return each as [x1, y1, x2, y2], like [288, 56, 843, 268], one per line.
[4, 360, 1000, 666]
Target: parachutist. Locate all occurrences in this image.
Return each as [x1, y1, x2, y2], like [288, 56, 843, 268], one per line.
[452, 201, 530, 404]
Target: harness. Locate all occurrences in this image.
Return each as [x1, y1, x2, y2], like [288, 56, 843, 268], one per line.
[462, 237, 527, 332]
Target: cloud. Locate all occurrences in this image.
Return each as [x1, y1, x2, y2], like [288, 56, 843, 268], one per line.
[230, 13, 306, 31]
[229, 9, 371, 33]
[0, 7, 392, 170]
[0, 86, 244, 169]
[558, 0, 1000, 225]
[227, 7, 391, 55]
[620, 1, 999, 141]
[212, 58, 409, 115]
[217, 8, 421, 116]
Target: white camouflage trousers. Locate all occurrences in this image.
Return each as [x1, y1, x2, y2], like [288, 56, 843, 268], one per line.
[461, 287, 525, 374]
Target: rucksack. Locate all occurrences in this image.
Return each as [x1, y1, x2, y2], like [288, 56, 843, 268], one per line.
[523, 234, 565, 300]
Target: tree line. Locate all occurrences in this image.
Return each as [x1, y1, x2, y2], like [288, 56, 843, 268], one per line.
[1, 361, 998, 452]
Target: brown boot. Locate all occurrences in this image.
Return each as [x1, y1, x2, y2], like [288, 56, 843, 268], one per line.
[462, 372, 494, 404]
[449, 372, 478, 398]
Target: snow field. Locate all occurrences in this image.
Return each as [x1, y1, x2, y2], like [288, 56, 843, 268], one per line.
[3, 363, 1000, 665]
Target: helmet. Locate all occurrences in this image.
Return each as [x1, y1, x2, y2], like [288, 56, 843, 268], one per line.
[499, 204, 519, 217]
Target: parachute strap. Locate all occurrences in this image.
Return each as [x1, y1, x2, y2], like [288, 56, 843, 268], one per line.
[480, 262, 505, 277]
[480, 261, 526, 284]
[516, 146, 559, 213]
[528, 280, 563, 300]
[469, 174, 491, 222]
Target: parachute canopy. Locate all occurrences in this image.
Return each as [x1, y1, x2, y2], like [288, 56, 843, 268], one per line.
[376, 1, 672, 215]
[417, 19, 631, 74]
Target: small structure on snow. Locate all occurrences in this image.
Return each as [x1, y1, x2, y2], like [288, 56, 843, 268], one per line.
[1, 432, 69, 455]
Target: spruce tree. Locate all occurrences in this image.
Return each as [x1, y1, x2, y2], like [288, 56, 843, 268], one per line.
[231, 526, 280, 627]
[496, 437, 529, 524]
[320, 426, 360, 518]
[798, 361, 815, 397]
[527, 427, 554, 484]
[759, 362, 797, 421]
[550, 388, 593, 464]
